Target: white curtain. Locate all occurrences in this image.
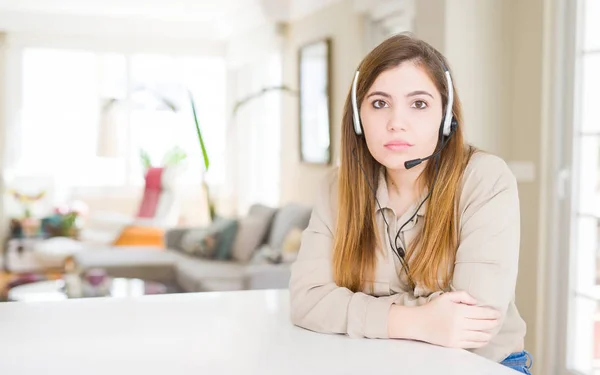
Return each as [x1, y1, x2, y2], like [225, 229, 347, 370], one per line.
[225, 52, 283, 216]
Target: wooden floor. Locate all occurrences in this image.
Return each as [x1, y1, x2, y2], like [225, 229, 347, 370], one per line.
[1, 241, 65, 300]
[0, 271, 9, 295]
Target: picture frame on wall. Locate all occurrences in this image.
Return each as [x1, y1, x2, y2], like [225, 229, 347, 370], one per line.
[298, 38, 332, 165]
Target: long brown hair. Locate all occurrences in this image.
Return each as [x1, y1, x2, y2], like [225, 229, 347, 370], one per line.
[333, 33, 474, 292]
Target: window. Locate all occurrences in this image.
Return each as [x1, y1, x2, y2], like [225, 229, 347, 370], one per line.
[19, 48, 105, 186]
[567, 0, 600, 373]
[18, 47, 226, 189]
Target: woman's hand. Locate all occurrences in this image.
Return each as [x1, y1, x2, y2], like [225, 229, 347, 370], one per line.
[388, 291, 501, 349]
[418, 291, 501, 348]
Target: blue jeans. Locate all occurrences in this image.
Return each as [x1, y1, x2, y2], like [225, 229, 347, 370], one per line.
[500, 350, 533, 374]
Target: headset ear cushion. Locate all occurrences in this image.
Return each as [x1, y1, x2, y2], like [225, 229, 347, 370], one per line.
[351, 71, 362, 135]
[451, 118, 458, 132]
[353, 118, 362, 135]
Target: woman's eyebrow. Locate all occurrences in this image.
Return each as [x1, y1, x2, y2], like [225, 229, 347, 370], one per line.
[406, 90, 434, 99]
[365, 90, 434, 99]
[365, 91, 391, 99]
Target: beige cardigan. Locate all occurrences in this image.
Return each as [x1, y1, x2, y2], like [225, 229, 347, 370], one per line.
[289, 152, 527, 362]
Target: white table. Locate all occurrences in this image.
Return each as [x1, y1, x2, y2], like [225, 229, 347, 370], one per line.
[7, 277, 168, 302]
[0, 289, 516, 375]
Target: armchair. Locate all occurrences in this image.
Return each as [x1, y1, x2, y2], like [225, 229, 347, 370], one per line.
[79, 166, 180, 247]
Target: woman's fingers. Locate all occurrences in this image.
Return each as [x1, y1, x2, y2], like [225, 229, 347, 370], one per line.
[461, 305, 501, 320]
[466, 317, 501, 331]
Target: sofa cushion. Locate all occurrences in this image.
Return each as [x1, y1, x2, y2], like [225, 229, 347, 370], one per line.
[266, 204, 311, 250]
[243, 263, 292, 290]
[73, 248, 178, 285]
[165, 227, 188, 251]
[175, 257, 245, 292]
[247, 204, 277, 245]
[249, 245, 282, 264]
[230, 216, 266, 263]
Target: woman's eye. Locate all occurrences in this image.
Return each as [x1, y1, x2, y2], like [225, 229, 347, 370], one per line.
[372, 100, 388, 109]
[412, 100, 428, 109]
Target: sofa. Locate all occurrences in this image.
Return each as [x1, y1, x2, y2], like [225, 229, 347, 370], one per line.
[71, 203, 312, 293]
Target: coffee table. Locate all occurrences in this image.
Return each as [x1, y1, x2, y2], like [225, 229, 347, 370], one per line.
[7, 277, 167, 302]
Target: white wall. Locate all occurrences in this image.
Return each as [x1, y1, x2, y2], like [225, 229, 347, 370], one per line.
[415, 0, 513, 157]
[444, 0, 513, 157]
[280, 0, 365, 205]
[508, 2, 545, 372]
[414, 1, 546, 372]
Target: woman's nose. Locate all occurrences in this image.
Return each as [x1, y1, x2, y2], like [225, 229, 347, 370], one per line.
[386, 108, 409, 132]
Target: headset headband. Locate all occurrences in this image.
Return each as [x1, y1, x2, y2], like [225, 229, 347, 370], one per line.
[351, 66, 455, 136]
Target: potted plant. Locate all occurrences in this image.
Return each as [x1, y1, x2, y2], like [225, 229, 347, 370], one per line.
[189, 91, 215, 222]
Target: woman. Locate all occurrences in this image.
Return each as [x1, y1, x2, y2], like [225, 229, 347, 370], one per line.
[289, 34, 531, 374]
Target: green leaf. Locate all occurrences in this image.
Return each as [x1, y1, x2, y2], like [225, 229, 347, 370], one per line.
[189, 91, 209, 172]
[140, 149, 152, 169]
[162, 146, 187, 166]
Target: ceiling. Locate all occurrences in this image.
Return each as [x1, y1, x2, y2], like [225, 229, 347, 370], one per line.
[0, 0, 344, 40]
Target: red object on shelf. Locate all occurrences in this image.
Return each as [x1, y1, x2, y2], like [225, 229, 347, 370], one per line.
[136, 167, 163, 219]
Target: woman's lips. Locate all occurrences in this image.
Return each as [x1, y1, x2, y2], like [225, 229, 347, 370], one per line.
[384, 141, 413, 151]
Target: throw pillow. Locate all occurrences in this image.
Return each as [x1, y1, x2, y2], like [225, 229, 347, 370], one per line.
[113, 225, 164, 248]
[266, 204, 311, 250]
[180, 227, 220, 258]
[282, 227, 303, 253]
[231, 216, 266, 263]
[178, 218, 239, 260]
[211, 217, 239, 260]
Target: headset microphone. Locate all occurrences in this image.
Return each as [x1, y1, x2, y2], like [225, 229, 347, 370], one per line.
[404, 118, 457, 169]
